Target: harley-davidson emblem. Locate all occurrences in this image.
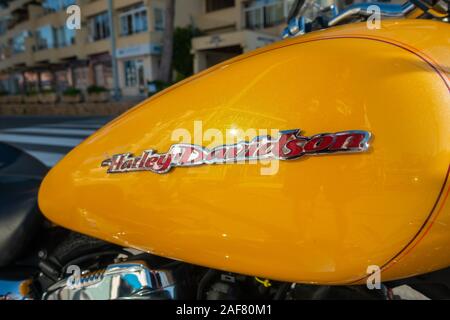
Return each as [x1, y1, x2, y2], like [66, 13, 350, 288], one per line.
[101, 129, 371, 174]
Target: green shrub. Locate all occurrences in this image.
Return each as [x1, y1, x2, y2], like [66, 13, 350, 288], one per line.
[41, 89, 56, 94]
[26, 90, 39, 96]
[173, 26, 201, 80]
[87, 85, 108, 94]
[63, 87, 81, 96]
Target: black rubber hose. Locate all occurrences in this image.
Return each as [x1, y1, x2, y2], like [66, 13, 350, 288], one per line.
[196, 269, 218, 300]
[274, 283, 290, 300]
[60, 249, 130, 274]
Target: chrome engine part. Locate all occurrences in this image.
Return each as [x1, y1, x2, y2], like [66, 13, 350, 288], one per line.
[43, 261, 178, 300]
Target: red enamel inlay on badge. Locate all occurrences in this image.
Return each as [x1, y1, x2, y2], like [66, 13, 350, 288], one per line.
[101, 129, 371, 174]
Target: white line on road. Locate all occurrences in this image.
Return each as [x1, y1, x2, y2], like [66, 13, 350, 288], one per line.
[43, 123, 105, 129]
[3, 127, 96, 136]
[0, 119, 110, 167]
[25, 150, 65, 167]
[0, 133, 84, 147]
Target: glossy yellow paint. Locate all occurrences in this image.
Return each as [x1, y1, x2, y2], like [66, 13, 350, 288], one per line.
[38, 20, 450, 284]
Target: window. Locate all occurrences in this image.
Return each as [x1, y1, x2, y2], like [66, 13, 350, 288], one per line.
[124, 59, 144, 87]
[12, 31, 30, 53]
[55, 70, 72, 91]
[244, 0, 286, 29]
[0, 19, 8, 36]
[154, 8, 164, 31]
[42, 0, 76, 13]
[88, 12, 110, 41]
[0, 44, 7, 61]
[73, 66, 89, 89]
[55, 26, 75, 47]
[94, 63, 113, 88]
[37, 25, 74, 49]
[120, 5, 148, 36]
[124, 60, 137, 87]
[36, 25, 55, 50]
[206, 0, 235, 12]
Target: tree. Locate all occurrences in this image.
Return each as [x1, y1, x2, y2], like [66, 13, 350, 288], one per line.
[157, 0, 176, 83]
[173, 26, 199, 80]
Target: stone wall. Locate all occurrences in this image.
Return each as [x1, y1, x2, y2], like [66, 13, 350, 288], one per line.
[0, 101, 144, 116]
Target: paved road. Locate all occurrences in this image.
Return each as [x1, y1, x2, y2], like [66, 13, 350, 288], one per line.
[0, 116, 113, 167]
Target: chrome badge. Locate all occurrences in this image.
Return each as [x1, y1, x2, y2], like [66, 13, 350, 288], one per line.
[101, 129, 371, 174]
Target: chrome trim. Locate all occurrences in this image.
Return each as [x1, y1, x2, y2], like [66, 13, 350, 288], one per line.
[283, 17, 305, 39]
[43, 261, 177, 300]
[288, 17, 300, 35]
[282, 18, 308, 38]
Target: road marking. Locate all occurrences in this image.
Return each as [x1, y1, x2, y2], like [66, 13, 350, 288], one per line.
[3, 127, 96, 136]
[0, 133, 84, 147]
[44, 123, 104, 129]
[25, 150, 65, 167]
[0, 118, 110, 167]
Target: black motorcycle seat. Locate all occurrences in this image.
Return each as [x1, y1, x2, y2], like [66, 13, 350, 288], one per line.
[0, 143, 47, 266]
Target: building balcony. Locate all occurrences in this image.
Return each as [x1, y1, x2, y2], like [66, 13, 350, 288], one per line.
[8, 0, 36, 13]
[113, 0, 149, 10]
[84, 38, 111, 56]
[0, 50, 32, 71]
[33, 44, 82, 64]
[33, 47, 61, 64]
[83, 0, 108, 17]
[2, 19, 33, 40]
[194, 6, 238, 33]
[116, 31, 154, 49]
[192, 29, 279, 52]
[115, 31, 163, 59]
[191, 29, 279, 73]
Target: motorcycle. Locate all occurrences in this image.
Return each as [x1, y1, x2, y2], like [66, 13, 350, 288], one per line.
[0, 0, 449, 300]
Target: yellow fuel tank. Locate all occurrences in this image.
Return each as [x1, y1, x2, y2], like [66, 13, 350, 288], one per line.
[38, 20, 450, 284]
